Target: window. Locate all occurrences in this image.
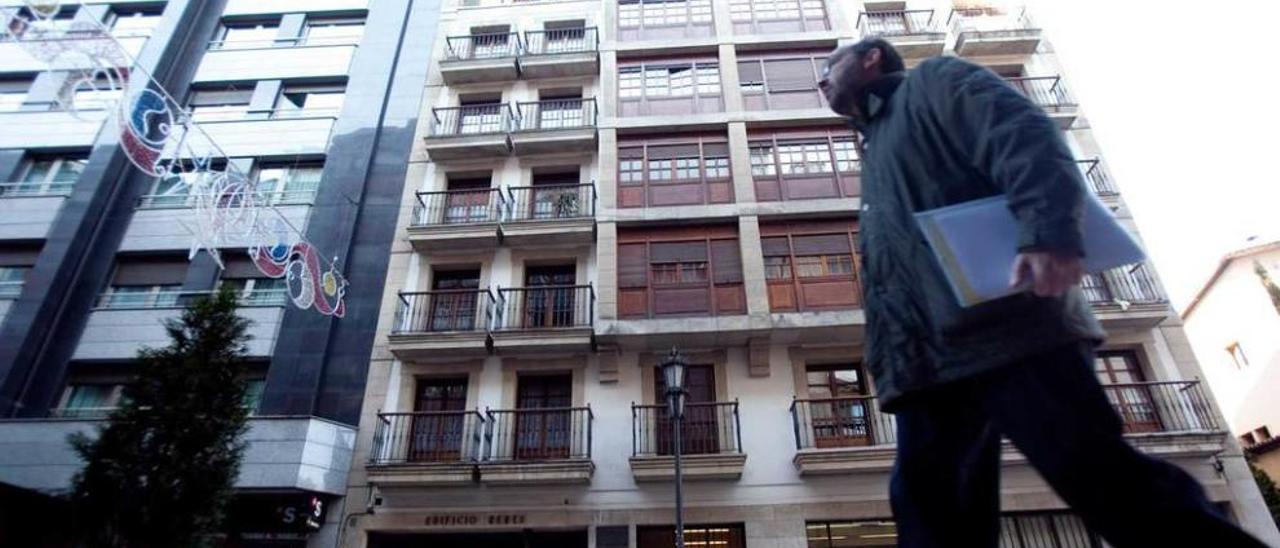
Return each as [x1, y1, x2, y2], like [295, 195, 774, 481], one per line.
[465, 25, 512, 59]
[109, 9, 162, 37]
[807, 513, 1102, 548]
[8, 155, 87, 196]
[0, 80, 29, 112]
[761, 221, 861, 312]
[139, 161, 222, 208]
[1227, 342, 1249, 369]
[729, 0, 827, 33]
[617, 137, 733, 208]
[617, 0, 714, 41]
[1094, 351, 1161, 434]
[101, 257, 190, 309]
[213, 21, 281, 49]
[738, 55, 826, 110]
[220, 277, 287, 306]
[618, 60, 721, 116]
[57, 383, 124, 418]
[638, 525, 745, 548]
[1256, 426, 1272, 442]
[254, 163, 323, 204]
[275, 84, 345, 118]
[0, 266, 28, 298]
[187, 85, 253, 122]
[617, 226, 744, 318]
[302, 18, 365, 46]
[243, 378, 266, 413]
[749, 130, 860, 201]
[1242, 433, 1258, 447]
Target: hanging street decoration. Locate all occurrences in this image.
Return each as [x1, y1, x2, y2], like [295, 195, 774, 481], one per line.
[1, 2, 348, 317]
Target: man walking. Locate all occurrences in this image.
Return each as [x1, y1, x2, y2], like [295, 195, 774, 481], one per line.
[818, 38, 1267, 547]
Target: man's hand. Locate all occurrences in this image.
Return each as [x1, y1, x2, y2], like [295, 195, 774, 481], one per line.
[1009, 252, 1084, 297]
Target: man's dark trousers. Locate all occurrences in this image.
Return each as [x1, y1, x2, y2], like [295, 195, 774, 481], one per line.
[889, 342, 1267, 547]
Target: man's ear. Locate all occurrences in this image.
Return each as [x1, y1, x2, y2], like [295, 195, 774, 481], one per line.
[862, 47, 882, 70]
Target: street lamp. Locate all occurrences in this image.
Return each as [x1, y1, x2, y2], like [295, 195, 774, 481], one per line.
[658, 347, 688, 548]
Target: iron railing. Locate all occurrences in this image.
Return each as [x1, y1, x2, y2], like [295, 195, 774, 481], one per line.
[948, 7, 1037, 34]
[494, 285, 594, 331]
[514, 98, 597, 131]
[428, 104, 515, 137]
[445, 32, 521, 60]
[485, 407, 593, 461]
[0, 181, 75, 197]
[522, 27, 598, 56]
[1082, 263, 1166, 305]
[412, 188, 503, 226]
[791, 396, 896, 450]
[136, 188, 318, 209]
[0, 281, 22, 298]
[506, 183, 596, 221]
[632, 401, 741, 457]
[1102, 381, 1219, 434]
[95, 288, 289, 309]
[1076, 159, 1117, 196]
[393, 289, 495, 333]
[1005, 76, 1074, 109]
[369, 410, 487, 464]
[856, 10, 940, 36]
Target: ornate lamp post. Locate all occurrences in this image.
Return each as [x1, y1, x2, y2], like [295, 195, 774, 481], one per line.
[658, 347, 688, 548]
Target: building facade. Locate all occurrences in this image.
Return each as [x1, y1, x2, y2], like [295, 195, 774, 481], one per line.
[0, 0, 439, 545]
[1183, 239, 1280, 480]
[343, 1, 1280, 547]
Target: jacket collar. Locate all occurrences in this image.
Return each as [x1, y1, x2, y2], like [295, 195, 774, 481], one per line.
[850, 71, 907, 132]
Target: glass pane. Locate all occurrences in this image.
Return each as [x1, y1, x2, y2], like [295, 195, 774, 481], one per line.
[52, 158, 87, 183]
[255, 167, 286, 194]
[111, 13, 160, 36]
[220, 25, 279, 47]
[65, 385, 115, 410]
[190, 104, 247, 122]
[242, 379, 266, 413]
[105, 286, 151, 308]
[21, 159, 55, 183]
[305, 23, 365, 45]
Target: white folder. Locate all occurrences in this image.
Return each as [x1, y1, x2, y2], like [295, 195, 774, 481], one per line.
[914, 194, 1146, 307]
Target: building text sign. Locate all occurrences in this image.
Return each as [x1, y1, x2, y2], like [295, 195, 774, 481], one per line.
[424, 514, 528, 527]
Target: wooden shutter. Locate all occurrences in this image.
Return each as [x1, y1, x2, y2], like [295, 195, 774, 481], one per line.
[221, 256, 264, 279]
[792, 234, 850, 255]
[112, 257, 189, 285]
[761, 236, 791, 257]
[648, 144, 699, 159]
[764, 59, 817, 92]
[710, 239, 742, 284]
[618, 243, 648, 288]
[650, 241, 707, 263]
[737, 60, 763, 84]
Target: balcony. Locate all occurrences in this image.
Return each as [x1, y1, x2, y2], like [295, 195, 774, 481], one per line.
[790, 381, 1224, 475]
[481, 407, 594, 484]
[1083, 263, 1170, 328]
[856, 10, 946, 58]
[0, 182, 72, 240]
[1005, 76, 1077, 128]
[366, 411, 486, 486]
[71, 290, 286, 360]
[501, 183, 596, 246]
[949, 8, 1042, 57]
[790, 396, 896, 475]
[387, 289, 495, 361]
[629, 401, 746, 481]
[174, 112, 337, 158]
[0, 416, 355, 495]
[194, 41, 357, 83]
[406, 189, 503, 252]
[509, 99, 598, 155]
[422, 105, 514, 161]
[518, 28, 599, 79]
[490, 285, 595, 354]
[439, 33, 521, 84]
[123, 190, 315, 252]
[0, 109, 107, 149]
[1077, 159, 1117, 197]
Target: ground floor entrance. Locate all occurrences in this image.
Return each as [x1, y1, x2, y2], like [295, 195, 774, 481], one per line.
[368, 530, 587, 548]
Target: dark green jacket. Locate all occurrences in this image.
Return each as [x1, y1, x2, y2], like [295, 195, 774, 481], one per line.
[854, 56, 1105, 411]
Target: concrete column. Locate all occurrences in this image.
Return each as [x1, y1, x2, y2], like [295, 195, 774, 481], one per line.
[597, 221, 618, 320]
[599, 51, 618, 119]
[476, 356, 505, 410]
[710, 0, 735, 37]
[718, 44, 744, 113]
[738, 215, 770, 315]
[277, 13, 307, 44]
[246, 80, 282, 120]
[20, 71, 71, 111]
[598, 129, 618, 211]
[0, 150, 24, 182]
[727, 122, 755, 203]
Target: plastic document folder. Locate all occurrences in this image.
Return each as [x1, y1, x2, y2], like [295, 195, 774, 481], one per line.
[914, 194, 1146, 307]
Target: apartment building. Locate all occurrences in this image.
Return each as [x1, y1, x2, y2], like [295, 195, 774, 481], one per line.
[344, 0, 1280, 547]
[0, 0, 439, 545]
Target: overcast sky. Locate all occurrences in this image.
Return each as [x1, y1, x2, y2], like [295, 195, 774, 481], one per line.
[1023, 0, 1280, 309]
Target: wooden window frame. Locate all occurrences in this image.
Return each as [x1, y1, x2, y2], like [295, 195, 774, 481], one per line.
[761, 220, 861, 312]
[737, 53, 827, 110]
[618, 59, 722, 116]
[748, 129, 860, 201]
[729, 0, 829, 35]
[617, 0, 714, 38]
[617, 135, 733, 208]
[618, 226, 745, 319]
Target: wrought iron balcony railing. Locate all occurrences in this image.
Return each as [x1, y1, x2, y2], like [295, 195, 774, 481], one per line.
[514, 98, 597, 132]
[1102, 381, 1219, 434]
[505, 183, 596, 222]
[856, 10, 940, 36]
[445, 32, 521, 60]
[412, 188, 504, 226]
[493, 285, 594, 331]
[1004, 76, 1074, 109]
[369, 410, 486, 464]
[522, 27, 598, 56]
[948, 7, 1037, 34]
[1076, 158, 1117, 196]
[1082, 263, 1167, 305]
[485, 407, 593, 461]
[428, 104, 516, 137]
[393, 289, 496, 334]
[632, 401, 742, 457]
[791, 395, 896, 450]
